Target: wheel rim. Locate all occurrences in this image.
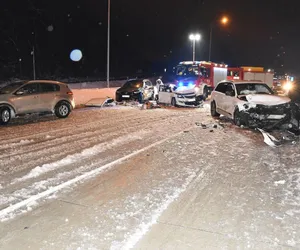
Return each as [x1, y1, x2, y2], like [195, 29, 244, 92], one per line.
[2, 110, 10, 123]
[59, 105, 69, 116]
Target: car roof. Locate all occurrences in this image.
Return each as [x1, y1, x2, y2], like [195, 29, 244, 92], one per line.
[26, 80, 67, 85]
[220, 80, 266, 85]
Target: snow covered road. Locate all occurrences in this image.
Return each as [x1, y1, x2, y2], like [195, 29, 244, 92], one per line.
[0, 106, 300, 249]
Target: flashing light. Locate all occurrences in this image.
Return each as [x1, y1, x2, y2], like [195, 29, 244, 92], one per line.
[188, 82, 194, 87]
[178, 82, 183, 87]
[283, 81, 293, 91]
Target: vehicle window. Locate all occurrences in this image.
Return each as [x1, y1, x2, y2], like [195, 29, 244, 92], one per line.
[176, 65, 200, 76]
[236, 84, 273, 95]
[40, 83, 60, 93]
[17, 83, 39, 95]
[145, 81, 152, 86]
[0, 81, 26, 94]
[122, 80, 143, 88]
[226, 83, 236, 96]
[215, 83, 227, 93]
[200, 67, 210, 78]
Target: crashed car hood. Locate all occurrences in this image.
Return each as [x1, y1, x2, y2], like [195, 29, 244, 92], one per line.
[244, 94, 291, 105]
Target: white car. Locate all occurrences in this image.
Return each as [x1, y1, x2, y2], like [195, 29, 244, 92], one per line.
[210, 80, 292, 129]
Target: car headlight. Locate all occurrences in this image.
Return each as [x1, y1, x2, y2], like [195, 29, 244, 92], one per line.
[283, 82, 293, 91]
[133, 91, 140, 94]
[177, 95, 184, 98]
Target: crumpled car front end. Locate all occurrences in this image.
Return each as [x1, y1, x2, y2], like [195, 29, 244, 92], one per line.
[237, 95, 292, 129]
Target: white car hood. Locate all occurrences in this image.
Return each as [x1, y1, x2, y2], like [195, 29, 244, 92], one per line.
[245, 94, 291, 105]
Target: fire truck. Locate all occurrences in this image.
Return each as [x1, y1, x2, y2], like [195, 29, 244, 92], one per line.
[173, 61, 228, 101]
[227, 66, 274, 88]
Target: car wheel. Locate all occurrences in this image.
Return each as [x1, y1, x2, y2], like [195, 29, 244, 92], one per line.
[0, 107, 11, 125]
[234, 108, 244, 127]
[55, 102, 71, 118]
[202, 86, 208, 101]
[116, 96, 122, 102]
[171, 97, 177, 107]
[210, 101, 220, 117]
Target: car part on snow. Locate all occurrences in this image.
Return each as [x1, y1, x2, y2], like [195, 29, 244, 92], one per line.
[85, 97, 116, 108]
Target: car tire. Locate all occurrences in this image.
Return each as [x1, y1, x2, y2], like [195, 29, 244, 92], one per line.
[210, 101, 220, 117]
[202, 86, 208, 101]
[171, 97, 177, 107]
[234, 108, 244, 127]
[116, 96, 122, 102]
[0, 107, 11, 125]
[55, 101, 71, 118]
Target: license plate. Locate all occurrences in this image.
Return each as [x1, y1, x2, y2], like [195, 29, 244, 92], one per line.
[187, 98, 195, 101]
[268, 114, 285, 119]
[122, 95, 130, 98]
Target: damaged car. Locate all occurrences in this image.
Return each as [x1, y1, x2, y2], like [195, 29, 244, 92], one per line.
[210, 80, 292, 129]
[115, 79, 154, 103]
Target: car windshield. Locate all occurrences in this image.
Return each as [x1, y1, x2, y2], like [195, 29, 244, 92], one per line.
[122, 80, 143, 88]
[235, 83, 273, 95]
[176, 65, 200, 77]
[0, 81, 25, 94]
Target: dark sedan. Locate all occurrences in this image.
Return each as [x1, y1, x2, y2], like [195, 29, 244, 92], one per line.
[115, 79, 154, 103]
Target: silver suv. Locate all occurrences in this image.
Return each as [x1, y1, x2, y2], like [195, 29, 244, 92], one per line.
[0, 80, 75, 125]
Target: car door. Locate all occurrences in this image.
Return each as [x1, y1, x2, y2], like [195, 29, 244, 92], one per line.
[39, 83, 60, 111]
[223, 83, 237, 116]
[212, 82, 227, 112]
[12, 83, 40, 114]
[143, 80, 154, 100]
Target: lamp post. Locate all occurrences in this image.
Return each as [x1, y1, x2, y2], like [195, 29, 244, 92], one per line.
[189, 33, 201, 62]
[209, 16, 229, 61]
[107, 0, 111, 88]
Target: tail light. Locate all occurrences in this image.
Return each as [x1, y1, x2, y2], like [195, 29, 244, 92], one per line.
[67, 91, 73, 95]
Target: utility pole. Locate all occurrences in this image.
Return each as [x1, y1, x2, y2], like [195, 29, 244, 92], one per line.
[107, 0, 110, 88]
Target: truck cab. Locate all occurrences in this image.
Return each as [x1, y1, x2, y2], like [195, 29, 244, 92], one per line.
[174, 61, 228, 101]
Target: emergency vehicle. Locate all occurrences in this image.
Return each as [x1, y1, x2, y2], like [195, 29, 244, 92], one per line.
[173, 61, 228, 102]
[227, 66, 274, 88]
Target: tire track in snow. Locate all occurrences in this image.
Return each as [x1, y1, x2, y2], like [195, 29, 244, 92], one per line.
[0, 111, 143, 150]
[0, 126, 194, 222]
[0, 113, 164, 159]
[0, 130, 150, 209]
[0, 116, 166, 175]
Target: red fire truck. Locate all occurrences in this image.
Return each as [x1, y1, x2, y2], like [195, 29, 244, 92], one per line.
[227, 66, 274, 88]
[174, 61, 228, 101]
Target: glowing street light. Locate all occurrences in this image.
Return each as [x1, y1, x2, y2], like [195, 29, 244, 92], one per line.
[189, 33, 201, 62]
[209, 16, 229, 61]
[221, 16, 229, 25]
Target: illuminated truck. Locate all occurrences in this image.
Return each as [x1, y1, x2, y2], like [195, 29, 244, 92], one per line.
[173, 61, 228, 102]
[227, 66, 274, 88]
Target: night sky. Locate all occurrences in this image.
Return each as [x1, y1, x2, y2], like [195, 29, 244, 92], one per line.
[1, 0, 299, 80]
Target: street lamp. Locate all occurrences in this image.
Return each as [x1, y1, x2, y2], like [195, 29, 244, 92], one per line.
[209, 16, 229, 61]
[189, 33, 201, 62]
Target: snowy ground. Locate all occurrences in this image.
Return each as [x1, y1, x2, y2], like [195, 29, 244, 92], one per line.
[0, 103, 299, 249]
